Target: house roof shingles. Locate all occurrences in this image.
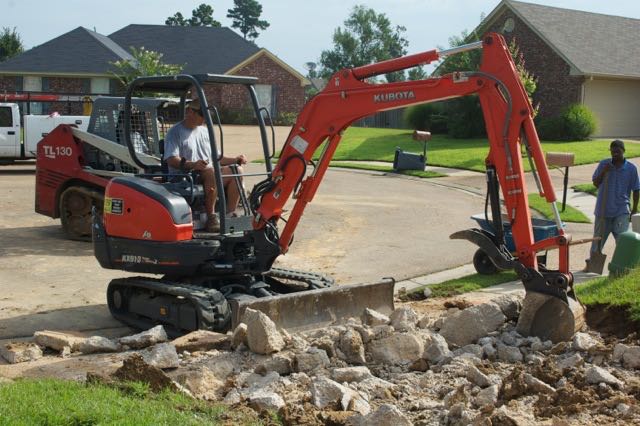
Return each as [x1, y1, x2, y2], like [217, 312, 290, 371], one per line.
[0, 27, 132, 75]
[495, 1, 640, 79]
[109, 25, 261, 74]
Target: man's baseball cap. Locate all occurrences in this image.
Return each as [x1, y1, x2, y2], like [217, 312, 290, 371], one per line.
[187, 98, 201, 110]
[610, 139, 625, 151]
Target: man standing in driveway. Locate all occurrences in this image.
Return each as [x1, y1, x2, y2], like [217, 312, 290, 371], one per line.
[585, 139, 640, 270]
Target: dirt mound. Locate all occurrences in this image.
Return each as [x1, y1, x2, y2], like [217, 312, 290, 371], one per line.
[586, 304, 640, 338]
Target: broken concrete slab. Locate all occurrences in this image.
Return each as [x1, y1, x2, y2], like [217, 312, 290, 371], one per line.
[119, 325, 168, 350]
[0, 342, 42, 364]
[171, 330, 229, 353]
[439, 302, 506, 347]
[33, 330, 85, 352]
[367, 333, 423, 365]
[142, 343, 180, 369]
[78, 336, 120, 354]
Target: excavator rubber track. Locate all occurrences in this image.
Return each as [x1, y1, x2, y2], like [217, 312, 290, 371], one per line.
[106, 267, 393, 337]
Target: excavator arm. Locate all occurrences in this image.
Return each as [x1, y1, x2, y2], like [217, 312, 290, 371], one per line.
[256, 33, 566, 267]
[252, 33, 584, 342]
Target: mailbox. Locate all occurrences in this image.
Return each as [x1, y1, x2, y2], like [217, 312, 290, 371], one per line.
[546, 151, 575, 212]
[393, 130, 431, 172]
[546, 152, 575, 168]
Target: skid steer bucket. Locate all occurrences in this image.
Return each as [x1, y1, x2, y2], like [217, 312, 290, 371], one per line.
[516, 291, 586, 343]
[230, 279, 395, 331]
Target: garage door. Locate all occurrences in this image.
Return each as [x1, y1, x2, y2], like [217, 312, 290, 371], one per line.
[583, 79, 640, 138]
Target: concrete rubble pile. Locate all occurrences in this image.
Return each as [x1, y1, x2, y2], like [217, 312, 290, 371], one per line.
[2, 298, 640, 425]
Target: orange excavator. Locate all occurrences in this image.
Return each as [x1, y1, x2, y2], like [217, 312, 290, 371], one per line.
[93, 33, 584, 341]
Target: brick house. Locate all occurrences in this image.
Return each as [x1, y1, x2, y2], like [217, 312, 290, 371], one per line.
[0, 25, 309, 121]
[476, 1, 640, 137]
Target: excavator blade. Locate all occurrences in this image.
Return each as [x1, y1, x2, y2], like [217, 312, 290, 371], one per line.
[516, 290, 586, 343]
[230, 279, 395, 332]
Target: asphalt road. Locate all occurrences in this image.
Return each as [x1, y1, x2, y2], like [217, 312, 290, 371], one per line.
[0, 155, 485, 339]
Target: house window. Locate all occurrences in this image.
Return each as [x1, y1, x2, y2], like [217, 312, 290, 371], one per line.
[91, 77, 110, 94]
[23, 76, 42, 114]
[255, 84, 275, 117]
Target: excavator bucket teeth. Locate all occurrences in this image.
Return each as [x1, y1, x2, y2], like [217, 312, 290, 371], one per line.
[230, 279, 395, 332]
[516, 291, 586, 343]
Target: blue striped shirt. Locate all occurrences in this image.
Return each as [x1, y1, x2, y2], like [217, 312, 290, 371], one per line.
[593, 159, 640, 217]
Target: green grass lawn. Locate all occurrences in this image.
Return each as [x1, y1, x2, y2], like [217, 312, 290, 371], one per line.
[528, 194, 590, 223]
[405, 271, 518, 299]
[572, 183, 597, 195]
[328, 128, 640, 172]
[0, 379, 259, 425]
[576, 267, 640, 322]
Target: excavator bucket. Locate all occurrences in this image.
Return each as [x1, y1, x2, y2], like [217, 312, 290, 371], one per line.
[516, 291, 586, 343]
[230, 279, 395, 332]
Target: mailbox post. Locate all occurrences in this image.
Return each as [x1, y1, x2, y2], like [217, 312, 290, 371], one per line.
[546, 152, 575, 212]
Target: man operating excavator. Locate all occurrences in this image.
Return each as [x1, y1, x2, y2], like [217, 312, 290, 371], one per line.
[163, 98, 248, 232]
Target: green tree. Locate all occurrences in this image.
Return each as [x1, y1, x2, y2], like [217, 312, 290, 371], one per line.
[319, 5, 408, 83]
[110, 47, 184, 87]
[165, 4, 221, 27]
[226, 0, 270, 41]
[165, 12, 188, 26]
[0, 27, 24, 62]
[407, 66, 427, 81]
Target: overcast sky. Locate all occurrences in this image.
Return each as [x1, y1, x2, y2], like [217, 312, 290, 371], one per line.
[3, 0, 639, 74]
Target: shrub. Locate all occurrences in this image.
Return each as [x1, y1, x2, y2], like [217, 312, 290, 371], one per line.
[445, 96, 486, 139]
[535, 116, 564, 140]
[562, 103, 597, 140]
[535, 103, 597, 141]
[403, 103, 448, 133]
[272, 112, 298, 126]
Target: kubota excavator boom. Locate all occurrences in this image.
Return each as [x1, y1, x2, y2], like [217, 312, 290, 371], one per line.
[250, 32, 584, 341]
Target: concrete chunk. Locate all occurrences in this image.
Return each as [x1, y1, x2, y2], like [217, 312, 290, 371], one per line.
[295, 347, 330, 373]
[243, 308, 285, 355]
[119, 325, 168, 349]
[34, 330, 85, 352]
[368, 333, 424, 365]
[389, 306, 418, 332]
[142, 342, 180, 369]
[0, 342, 42, 363]
[361, 308, 390, 327]
[440, 302, 506, 347]
[331, 366, 373, 383]
[79, 336, 120, 354]
[338, 328, 366, 364]
[585, 366, 623, 388]
[171, 330, 229, 353]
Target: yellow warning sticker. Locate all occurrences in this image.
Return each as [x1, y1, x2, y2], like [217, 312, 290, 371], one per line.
[104, 197, 123, 215]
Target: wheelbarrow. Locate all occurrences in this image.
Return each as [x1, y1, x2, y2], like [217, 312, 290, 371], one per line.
[469, 213, 564, 274]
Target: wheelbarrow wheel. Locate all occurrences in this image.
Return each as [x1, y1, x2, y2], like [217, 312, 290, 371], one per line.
[473, 248, 498, 275]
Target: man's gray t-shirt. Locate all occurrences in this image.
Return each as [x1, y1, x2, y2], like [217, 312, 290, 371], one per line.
[163, 122, 211, 173]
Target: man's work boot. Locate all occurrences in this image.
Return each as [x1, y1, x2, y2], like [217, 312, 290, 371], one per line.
[206, 213, 220, 233]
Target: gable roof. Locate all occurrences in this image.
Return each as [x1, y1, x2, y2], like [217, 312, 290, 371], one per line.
[0, 27, 132, 76]
[480, 1, 640, 79]
[226, 49, 310, 86]
[109, 25, 261, 74]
